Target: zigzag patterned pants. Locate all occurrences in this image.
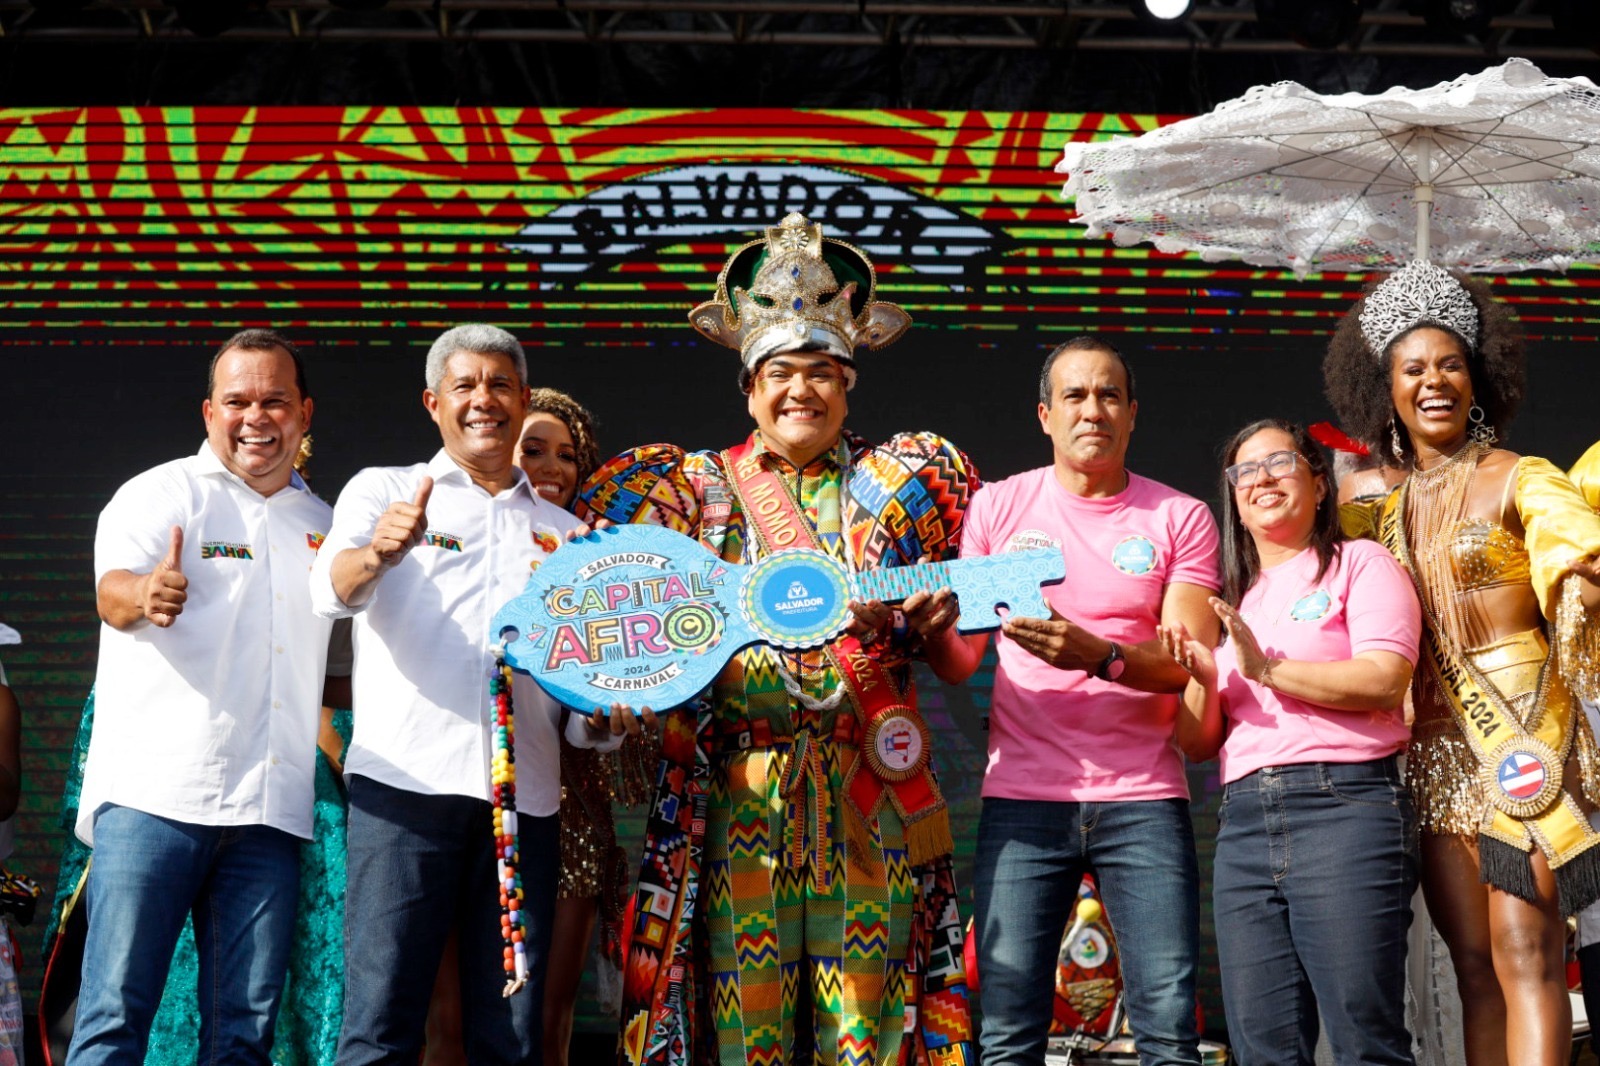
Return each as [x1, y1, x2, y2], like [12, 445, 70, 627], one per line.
[705, 737, 915, 1066]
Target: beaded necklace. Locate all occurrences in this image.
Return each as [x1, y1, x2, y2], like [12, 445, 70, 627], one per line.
[489, 643, 528, 996]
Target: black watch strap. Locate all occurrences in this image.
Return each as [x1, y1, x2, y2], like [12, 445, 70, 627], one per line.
[1094, 641, 1126, 682]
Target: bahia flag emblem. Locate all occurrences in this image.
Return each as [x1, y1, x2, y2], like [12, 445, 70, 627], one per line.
[884, 726, 915, 757]
[865, 712, 930, 780]
[1498, 751, 1547, 800]
[1481, 737, 1562, 819]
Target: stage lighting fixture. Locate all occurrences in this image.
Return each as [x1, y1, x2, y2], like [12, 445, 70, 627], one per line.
[1552, 0, 1600, 53]
[1255, 0, 1362, 50]
[1133, 0, 1194, 22]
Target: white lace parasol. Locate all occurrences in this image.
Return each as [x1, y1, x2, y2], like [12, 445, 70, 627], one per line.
[1056, 59, 1600, 276]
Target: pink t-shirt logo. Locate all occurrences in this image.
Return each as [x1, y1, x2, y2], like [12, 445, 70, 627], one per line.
[1005, 529, 1060, 553]
[1111, 535, 1158, 575]
[1289, 589, 1334, 622]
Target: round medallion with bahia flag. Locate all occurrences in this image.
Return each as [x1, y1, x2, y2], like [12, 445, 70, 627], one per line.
[741, 549, 854, 649]
[864, 711, 931, 782]
[1481, 736, 1563, 820]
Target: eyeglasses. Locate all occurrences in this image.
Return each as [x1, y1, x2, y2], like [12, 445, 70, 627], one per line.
[1225, 449, 1302, 487]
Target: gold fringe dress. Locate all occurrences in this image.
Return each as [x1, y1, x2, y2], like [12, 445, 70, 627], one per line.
[1348, 453, 1600, 837]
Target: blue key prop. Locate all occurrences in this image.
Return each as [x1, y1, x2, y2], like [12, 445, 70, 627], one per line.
[490, 524, 1063, 711]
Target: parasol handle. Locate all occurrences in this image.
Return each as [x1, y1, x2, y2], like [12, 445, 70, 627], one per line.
[1414, 133, 1435, 262]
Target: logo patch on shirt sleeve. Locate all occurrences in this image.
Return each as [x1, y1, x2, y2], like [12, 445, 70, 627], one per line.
[200, 541, 254, 560]
[1110, 535, 1157, 575]
[423, 530, 465, 552]
[1289, 589, 1334, 622]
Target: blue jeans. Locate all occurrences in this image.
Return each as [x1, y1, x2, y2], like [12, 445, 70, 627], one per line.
[974, 797, 1201, 1066]
[67, 805, 301, 1066]
[335, 775, 558, 1066]
[1214, 757, 1418, 1066]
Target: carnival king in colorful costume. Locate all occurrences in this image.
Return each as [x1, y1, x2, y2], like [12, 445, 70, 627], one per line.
[1332, 261, 1600, 914]
[579, 214, 976, 1066]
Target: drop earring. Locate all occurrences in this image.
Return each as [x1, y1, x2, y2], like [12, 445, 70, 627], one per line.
[1468, 403, 1498, 446]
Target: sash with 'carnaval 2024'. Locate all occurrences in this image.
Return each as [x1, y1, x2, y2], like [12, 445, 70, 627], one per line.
[1366, 472, 1600, 915]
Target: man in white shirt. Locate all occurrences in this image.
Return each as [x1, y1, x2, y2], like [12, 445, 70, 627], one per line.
[311, 324, 624, 1065]
[69, 330, 344, 1066]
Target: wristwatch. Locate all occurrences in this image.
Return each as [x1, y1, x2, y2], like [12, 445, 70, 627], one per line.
[1094, 641, 1127, 682]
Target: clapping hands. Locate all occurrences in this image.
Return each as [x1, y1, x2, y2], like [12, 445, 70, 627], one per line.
[1157, 620, 1217, 688]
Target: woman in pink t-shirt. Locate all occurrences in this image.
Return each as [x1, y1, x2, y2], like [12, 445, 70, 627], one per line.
[1161, 419, 1422, 1066]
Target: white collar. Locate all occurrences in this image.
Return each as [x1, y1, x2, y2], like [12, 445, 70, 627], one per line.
[195, 441, 307, 495]
[423, 448, 534, 501]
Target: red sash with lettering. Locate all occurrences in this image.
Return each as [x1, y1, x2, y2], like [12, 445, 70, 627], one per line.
[722, 438, 953, 865]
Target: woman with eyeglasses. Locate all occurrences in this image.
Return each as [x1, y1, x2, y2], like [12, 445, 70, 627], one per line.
[1160, 418, 1422, 1066]
[1322, 263, 1600, 1066]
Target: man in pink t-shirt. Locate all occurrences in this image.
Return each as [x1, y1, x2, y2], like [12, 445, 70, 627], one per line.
[912, 336, 1221, 1066]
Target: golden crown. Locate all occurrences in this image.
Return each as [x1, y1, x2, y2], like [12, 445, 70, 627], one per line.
[689, 213, 912, 376]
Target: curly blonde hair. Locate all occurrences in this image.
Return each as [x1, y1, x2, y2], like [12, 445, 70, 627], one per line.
[526, 388, 601, 485]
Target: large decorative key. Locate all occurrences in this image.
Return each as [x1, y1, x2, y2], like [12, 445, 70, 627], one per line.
[491, 524, 1064, 711]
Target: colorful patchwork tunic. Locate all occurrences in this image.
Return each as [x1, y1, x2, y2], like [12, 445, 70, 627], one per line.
[579, 430, 977, 1066]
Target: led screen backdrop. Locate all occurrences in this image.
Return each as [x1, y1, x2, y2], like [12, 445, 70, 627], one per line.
[3, 106, 1599, 1033]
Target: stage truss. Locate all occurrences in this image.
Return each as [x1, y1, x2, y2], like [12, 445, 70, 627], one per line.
[0, 0, 1595, 61]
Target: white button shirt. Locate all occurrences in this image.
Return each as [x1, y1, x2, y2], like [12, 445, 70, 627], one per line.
[310, 450, 614, 816]
[80, 443, 341, 845]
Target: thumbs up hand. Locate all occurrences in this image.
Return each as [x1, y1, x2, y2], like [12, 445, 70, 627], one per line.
[371, 476, 433, 568]
[144, 525, 189, 627]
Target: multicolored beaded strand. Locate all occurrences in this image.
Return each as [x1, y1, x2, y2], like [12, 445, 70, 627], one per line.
[490, 643, 528, 996]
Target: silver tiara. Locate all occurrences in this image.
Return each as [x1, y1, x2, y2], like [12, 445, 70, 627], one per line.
[1358, 260, 1479, 357]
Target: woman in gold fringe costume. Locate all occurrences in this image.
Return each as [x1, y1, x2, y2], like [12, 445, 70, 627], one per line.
[1324, 261, 1600, 1066]
[517, 389, 655, 1066]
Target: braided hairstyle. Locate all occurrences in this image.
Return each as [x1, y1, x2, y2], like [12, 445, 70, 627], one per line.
[526, 387, 601, 486]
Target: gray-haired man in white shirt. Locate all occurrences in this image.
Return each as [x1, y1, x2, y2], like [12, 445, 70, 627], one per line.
[69, 329, 347, 1066]
[312, 324, 636, 1065]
